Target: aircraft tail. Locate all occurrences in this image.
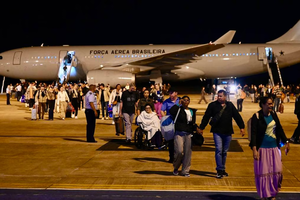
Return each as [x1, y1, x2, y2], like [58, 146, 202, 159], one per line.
[213, 30, 236, 44]
[267, 20, 300, 43]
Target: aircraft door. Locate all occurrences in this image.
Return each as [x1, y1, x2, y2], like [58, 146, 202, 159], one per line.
[13, 51, 22, 65]
[257, 47, 265, 61]
[59, 50, 68, 63]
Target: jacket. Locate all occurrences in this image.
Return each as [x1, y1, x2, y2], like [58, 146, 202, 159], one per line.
[98, 88, 111, 102]
[109, 89, 122, 105]
[169, 105, 197, 133]
[35, 90, 48, 103]
[250, 110, 288, 150]
[199, 100, 245, 135]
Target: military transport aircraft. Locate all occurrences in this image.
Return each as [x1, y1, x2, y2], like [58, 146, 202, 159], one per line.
[0, 20, 300, 86]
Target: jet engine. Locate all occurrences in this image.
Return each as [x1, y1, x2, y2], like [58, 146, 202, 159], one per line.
[86, 70, 135, 86]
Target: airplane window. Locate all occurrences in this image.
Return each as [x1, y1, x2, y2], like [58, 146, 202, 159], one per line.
[145, 55, 147, 57]
[239, 53, 242, 56]
[206, 54, 208, 57]
[236, 54, 238, 56]
[0, 56, 2, 59]
[250, 53, 252, 56]
[38, 56, 40, 59]
[45, 56, 47, 59]
[55, 56, 57, 58]
[233, 53, 235, 56]
[48, 56, 50, 59]
[115, 56, 117, 58]
[226, 54, 228, 56]
[98, 56, 100, 58]
[102, 56, 103, 58]
[216, 54, 218, 57]
[118, 55, 120, 58]
[212, 54, 215, 57]
[243, 53, 245, 56]
[246, 53, 249, 56]
[135, 55, 137, 57]
[253, 53, 256, 55]
[121, 55, 124, 58]
[222, 54, 225, 56]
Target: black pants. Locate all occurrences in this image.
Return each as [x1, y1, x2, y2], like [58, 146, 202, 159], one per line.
[168, 139, 174, 161]
[151, 131, 162, 147]
[29, 98, 35, 108]
[6, 94, 10, 105]
[48, 100, 55, 120]
[72, 98, 79, 116]
[17, 91, 22, 101]
[85, 109, 96, 142]
[292, 113, 300, 141]
[101, 101, 108, 118]
[237, 99, 244, 112]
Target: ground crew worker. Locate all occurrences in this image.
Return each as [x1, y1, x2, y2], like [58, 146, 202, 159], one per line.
[85, 84, 98, 143]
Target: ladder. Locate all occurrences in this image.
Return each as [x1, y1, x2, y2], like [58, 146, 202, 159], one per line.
[265, 56, 283, 86]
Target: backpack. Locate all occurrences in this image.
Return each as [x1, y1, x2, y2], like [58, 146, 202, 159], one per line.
[247, 112, 259, 141]
[160, 107, 180, 141]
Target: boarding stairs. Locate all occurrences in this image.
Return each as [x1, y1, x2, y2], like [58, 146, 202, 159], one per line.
[265, 56, 283, 87]
[58, 55, 77, 84]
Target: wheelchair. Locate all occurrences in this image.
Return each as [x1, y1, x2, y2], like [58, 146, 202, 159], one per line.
[134, 124, 167, 150]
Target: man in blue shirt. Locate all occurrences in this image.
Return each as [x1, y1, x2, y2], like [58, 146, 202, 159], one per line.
[85, 84, 98, 143]
[161, 89, 180, 163]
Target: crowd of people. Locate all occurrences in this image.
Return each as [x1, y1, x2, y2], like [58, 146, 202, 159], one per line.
[4, 81, 300, 200]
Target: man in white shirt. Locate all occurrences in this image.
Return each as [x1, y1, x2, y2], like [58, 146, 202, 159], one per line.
[16, 83, 22, 101]
[6, 85, 11, 105]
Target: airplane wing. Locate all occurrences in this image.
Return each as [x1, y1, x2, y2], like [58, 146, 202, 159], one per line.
[127, 43, 224, 68]
[102, 31, 235, 70]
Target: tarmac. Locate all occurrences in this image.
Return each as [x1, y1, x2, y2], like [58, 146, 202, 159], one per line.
[0, 94, 300, 199]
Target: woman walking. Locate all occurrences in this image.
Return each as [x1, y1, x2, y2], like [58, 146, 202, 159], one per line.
[250, 97, 290, 200]
[169, 96, 201, 177]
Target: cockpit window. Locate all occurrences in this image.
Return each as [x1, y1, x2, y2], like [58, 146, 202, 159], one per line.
[0, 56, 2, 59]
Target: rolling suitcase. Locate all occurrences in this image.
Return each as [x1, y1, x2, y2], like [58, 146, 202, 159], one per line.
[114, 116, 124, 135]
[279, 103, 284, 113]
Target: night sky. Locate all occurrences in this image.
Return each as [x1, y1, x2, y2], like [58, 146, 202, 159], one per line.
[1, 0, 300, 89]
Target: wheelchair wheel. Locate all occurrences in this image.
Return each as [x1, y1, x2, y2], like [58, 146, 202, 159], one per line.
[134, 127, 145, 149]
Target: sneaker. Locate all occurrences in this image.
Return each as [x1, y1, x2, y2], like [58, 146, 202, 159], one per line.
[101, 117, 104, 120]
[216, 170, 223, 179]
[112, 121, 115, 125]
[222, 170, 228, 177]
[105, 117, 109, 120]
[75, 116, 78, 119]
[173, 169, 179, 176]
[72, 114, 75, 118]
[62, 118, 65, 120]
[184, 173, 190, 177]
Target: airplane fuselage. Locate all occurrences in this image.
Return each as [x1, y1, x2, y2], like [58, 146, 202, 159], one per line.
[0, 43, 300, 84]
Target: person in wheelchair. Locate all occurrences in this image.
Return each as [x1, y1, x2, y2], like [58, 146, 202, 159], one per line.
[136, 103, 162, 148]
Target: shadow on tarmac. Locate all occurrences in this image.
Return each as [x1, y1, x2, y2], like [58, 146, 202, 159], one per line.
[135, 169, 216, 178]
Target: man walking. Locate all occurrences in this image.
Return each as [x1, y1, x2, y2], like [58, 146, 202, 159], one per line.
[161, 89, 180, 163]
[6, 85, 11, 105]
[199, 90, 245, 178]
[85, 84, 98, 143]
[119, 83, 139, 143]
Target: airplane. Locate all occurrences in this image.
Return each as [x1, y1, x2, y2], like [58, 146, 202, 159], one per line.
[1, 20, 300, 87]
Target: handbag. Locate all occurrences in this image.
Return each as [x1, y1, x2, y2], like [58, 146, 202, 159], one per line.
[192, 132, 204, 146]
[160, 107, 181, 141]
[209, 104, 226, 126]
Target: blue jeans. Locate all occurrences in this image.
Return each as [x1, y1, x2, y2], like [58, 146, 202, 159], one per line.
[213, 133, 232, 171]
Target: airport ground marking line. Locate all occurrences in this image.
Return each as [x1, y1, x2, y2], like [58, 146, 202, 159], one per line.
[1, 187, 300, 194]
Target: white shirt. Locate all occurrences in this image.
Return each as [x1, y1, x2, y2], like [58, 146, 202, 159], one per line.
[184, 109, 192, 122]
[16, 85, 22, 92]
[6, 87, 11, 94]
